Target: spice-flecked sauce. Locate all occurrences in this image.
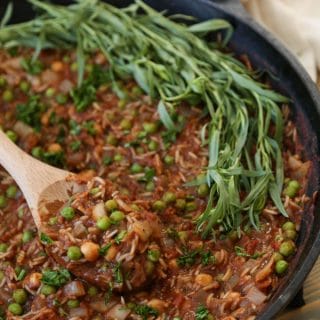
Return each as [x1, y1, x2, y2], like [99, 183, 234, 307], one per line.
[0, 49, 312, 320]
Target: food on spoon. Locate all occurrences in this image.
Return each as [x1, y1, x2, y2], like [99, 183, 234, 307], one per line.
[0, 0, 313, 319]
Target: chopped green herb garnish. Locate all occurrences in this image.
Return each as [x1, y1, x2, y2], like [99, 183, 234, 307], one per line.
[115, 231, 127, 245]
[134, 304, 158, 320]
[177, 248, 201, 267]
[16, 269, 27, 281]
[20, 57, 43, 75]
[70, 140, 81, 151]
[83, 120, 96, 136]
[195, 304, 210, 320]
[16, 95, 45, 131]
[201, 251, 215, 266]
[40, 232, 53, 245]
[42, 268, 71, 287]
[113, 262, 123, 284]
[69, 119, 82, 136]
[234, 246, 261, 259]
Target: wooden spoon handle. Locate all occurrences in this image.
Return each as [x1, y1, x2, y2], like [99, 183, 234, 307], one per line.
[0, 130, 69, 219]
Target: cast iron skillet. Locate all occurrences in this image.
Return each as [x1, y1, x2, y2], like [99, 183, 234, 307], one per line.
[2, 0, 320, 319]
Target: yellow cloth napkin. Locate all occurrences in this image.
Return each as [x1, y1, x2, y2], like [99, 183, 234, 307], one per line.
[241, 0, 320, 81]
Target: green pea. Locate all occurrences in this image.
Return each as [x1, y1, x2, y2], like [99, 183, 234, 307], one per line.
[175, 199, 186, 210]
[13, 288, 28, 304]
[279, 240, 295, 257]
[119, 119, 132, 130]
[31, 146, 43, 158]
[131, 204, 140, 211]
[118, 99, 127, 109]
[148, 140, 158, 151]
[90, 187, 100, 195]
[88, 286, 98, 296]
[130, 163, 143, 174]
[0, 76, 6, 87]
[127, 302, 136, 310]
[0, 270, 4, 282]
[70, 62, 78, 72]
[85, 64, 93, 73]
[110, 210, 125, 222]
[45, 87, 56, 98]
[162, 192, 176, 203]
[41, 284, 57, 296]
[48, 217, 58, 225]
[164, 155, 174, 165]
[275, 259, 289, 275]
[63, 55, 71, 63]
[186, 201, 197, 212]
[96, 216, 111, 231]
[19, 80, 30, 93]
[61, 206, 75, 220]
[2, 89, 13, 102]
[8, 303, 23, 315]
[22, 230, 34, 243]
[282, 221, 296, 231]
[114, 153, 123, 162]
[67, 246, 82, 261]
[178, 231, 188, 242]
[273, 252, 284, 263]
[145, 260, 155, 275]
[145, 181, 155, 192]
[6, 185, 18, 198]
[284, 229, 297, 240]
[136, 147, 145, 155]
[106, 133, 118, 146]
[152, 200, 166, 212]
[143, 122, 158, 134]
[105, 199, 118, 212]
[284, 180, 300, 198]
[228, 230, 238, 241]
[6, 130, 18, 142]
[131, 85, 143, 97]
[67, 299, 80, 308]
[0, 243, 8, 253]
[0, 195, 7, 208]
[147, 249, 160, 262]
[56, 93, 68, 104]
[197, 184, 209, 197]
[103, 156, 113, 166]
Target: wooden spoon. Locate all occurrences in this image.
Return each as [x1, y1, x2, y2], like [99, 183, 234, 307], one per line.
[0, 131, 155, 292]
[0, 130, 76, 229]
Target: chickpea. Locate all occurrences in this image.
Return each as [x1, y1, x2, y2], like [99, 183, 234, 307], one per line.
[25, 272, 42, 289]
[80, 241, 100, 262]
[105, 245, 118, 261]
[48, 143, 62, 153]
[195, 273, 213, 286]
[148, 299, 167, 313]
[51, 61, 64, 72]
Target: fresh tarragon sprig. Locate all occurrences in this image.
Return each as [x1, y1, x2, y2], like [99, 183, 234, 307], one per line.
[0, 0, 288, 238]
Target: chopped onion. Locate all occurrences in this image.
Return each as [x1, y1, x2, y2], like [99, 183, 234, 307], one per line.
[63, 280, 86, 297]
[292, 161, 311, 181]
[92, 202, 106, 221]
[69, 306, 89, 318]
[246, 286, 267, 305]
[90, 299, 116, 312]
[59, 79, 73, 93]
[107, 304, 131, 320]
[13, 121, 33, 139]
[73, 221, 87, 238]
[41, 69, 59, 85]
